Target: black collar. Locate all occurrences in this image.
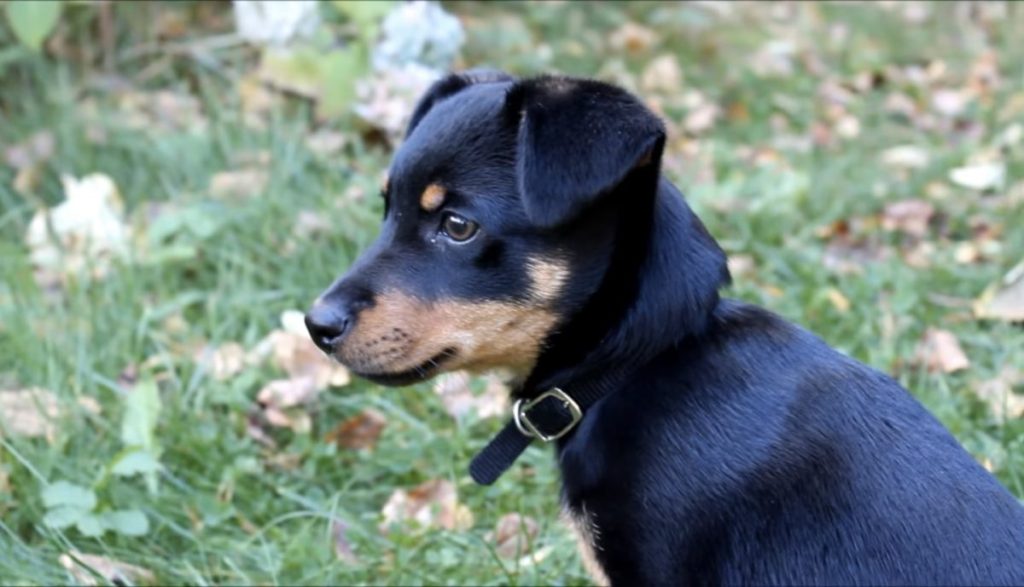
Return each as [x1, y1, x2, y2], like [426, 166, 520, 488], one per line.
[469, 368, 628, 485]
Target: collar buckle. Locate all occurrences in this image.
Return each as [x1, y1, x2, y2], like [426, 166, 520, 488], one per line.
[511, 387, 583, 442]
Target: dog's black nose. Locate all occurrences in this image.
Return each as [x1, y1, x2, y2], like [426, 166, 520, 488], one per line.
[305, 304, 351, 353]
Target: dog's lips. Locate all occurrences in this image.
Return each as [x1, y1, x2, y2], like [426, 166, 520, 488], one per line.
[350, 347, 457, 387]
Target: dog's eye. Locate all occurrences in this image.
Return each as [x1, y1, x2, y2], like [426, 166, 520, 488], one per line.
[441, 212, 479, 242]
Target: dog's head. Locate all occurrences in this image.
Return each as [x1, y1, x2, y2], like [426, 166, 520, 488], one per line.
[305, 71, 720, 386]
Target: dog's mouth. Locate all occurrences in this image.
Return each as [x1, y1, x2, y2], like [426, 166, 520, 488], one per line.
[351, 347, 458, 386]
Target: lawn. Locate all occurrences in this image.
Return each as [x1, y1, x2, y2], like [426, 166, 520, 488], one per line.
[1, 1, 1023, 585]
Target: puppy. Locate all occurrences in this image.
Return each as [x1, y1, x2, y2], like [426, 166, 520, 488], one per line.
[306, 71, 1024, 585]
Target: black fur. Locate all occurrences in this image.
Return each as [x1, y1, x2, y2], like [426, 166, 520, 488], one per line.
[308, 72, 1024, 585]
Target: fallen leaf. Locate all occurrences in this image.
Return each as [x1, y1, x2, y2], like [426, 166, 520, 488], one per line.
[237, 74, 281, 129]
[332, 519, 358, 564]
[305, 129, 348, 158]
[324, 408, 387, 450]
[293, 210, 333, 239]
[913, 328, 970, 374]
[58, 552, 156, 586]
[194, 342, 247, 381]
[208, 168, 270, 200]
[432, 371, 508, 421]
[25, 173, 130, 285]
[0, 388, 61, 441]
[974, 261, 1024, 322]
[117, 90, 205, 133]
[835, 114, 861, 139]
[825, 288, 851, 313]
[251, 311, 349, 431]
[255, 310, 351, 388]
[932, 88, 968, 117]
[608, 22, 658, 54]
[881, 199, 934, 238]
[257, 377, 317, 433]
[354, 63, 440, 144]
[749, 39, 797, 78]
[490, 513, 540, 559]
[233, 0, 319, 46]
[379, 479, 473, 533]
[640, 54, 683, 94]
[950, 162, 1006, 191]
[684, 102, 720, 135]
[973, 367, 1024, 422]
[3, 130, 55, 170]
[726, 254, 756, 279]
[517, 544, 555, 568]
[880, 145, 930, 169]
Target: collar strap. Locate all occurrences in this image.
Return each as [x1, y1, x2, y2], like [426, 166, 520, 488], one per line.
[469, 370, 624, 485]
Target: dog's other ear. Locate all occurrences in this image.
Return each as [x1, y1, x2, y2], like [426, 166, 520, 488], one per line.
[506, 76, 666, 229]
[405, 69, 515, 139]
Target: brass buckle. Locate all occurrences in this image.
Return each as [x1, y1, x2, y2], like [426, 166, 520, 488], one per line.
[512, 387, 583, 442]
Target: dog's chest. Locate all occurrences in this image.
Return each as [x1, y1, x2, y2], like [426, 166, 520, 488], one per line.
[563, 504, 610, 586]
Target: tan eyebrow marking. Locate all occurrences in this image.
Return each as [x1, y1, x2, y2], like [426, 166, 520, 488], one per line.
[420, 183, 446, 212]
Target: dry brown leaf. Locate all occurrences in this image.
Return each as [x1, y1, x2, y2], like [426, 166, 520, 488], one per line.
[726, 254, 756, 279]
[257, 377, 317, 433]
[432, 371, 508, 421]
[324, 408, 387, 450]
[974, 367, 1024, 422]
[354, 64, 439, 144]
[208, 168, 270, 200]
[379, 479, 473, 533]
[250, 311, 350, 431]
[684, 103, 720, 135]
[882, 199, 934, 238]
[293, 210, 333, 239]
[194, 342, 248, 381]
[332, 520, 358, 564]
[490, 513, 540, 559]
[825, 288, 851, 313]
[913, 328, 970, 374]
[640, 54, 683, 94]
[117, 90, 205, 133]
[58, 551, 156, 586]
[608, 22, 658, 54]
[305, 130, 348, 158]
[0, 388, 61, 441]
[974, 261, 1024, 322]
[237, 74, 281, 129]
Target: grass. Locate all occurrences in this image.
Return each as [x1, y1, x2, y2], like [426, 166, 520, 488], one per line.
[1, 1, 1023, 584]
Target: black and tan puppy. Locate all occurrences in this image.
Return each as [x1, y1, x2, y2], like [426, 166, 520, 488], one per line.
[305, 71, 1024, 585]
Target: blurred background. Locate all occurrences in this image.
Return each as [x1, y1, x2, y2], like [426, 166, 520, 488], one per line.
[0, 1, 1022, 584]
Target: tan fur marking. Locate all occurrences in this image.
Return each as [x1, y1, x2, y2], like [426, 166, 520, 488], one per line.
[564, 506, 610, 586]
[419, 183, 446, 212]
[526, 256, 570, 302]
[334, 291, 559, 377]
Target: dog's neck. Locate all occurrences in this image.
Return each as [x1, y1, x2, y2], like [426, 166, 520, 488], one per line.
[521, 176, 731, 396]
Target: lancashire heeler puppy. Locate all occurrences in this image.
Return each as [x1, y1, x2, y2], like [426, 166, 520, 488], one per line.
[305, 70, 1024, 585]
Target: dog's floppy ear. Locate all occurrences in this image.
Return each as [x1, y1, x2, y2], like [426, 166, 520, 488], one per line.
[405, 69, 515, 139]
[506, 76, 666, 228]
